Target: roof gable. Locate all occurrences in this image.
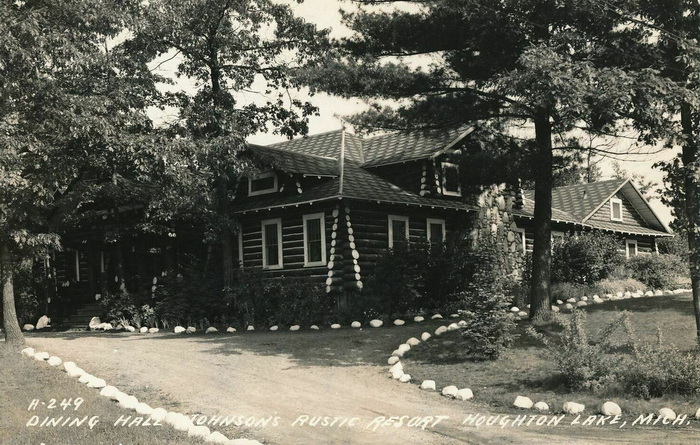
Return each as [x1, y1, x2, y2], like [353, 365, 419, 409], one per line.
[524, 179, 627, 221]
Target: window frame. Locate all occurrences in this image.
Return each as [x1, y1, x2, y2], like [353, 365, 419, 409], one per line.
[302, 212, 327, 267]
[248, 171, 278, 197]
[237, 226, 244, 268]
[440, 162, 462, 197]
[515, 228, 528, 252]
[261, 218, 283, 269]
[426, 218, 446, 245]
[610, 197, 623, 222]
[626, 239, 638, 258]
[388, 215, 410, 249]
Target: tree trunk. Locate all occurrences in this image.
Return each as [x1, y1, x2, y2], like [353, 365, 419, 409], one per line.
[217, 179, 235, 293]
[680, 103, 700, 342]
[529, 113, 554, 322]
[1, 242, 25, 347]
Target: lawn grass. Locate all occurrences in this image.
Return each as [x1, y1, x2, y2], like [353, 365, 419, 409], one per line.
[402, 293, 700, 419]
[0, 345, 214, 445]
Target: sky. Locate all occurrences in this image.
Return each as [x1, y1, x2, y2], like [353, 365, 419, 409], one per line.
[151, 0, 679, 226]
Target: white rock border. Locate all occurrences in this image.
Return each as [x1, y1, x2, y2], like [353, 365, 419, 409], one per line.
[19, 349, 261, 445]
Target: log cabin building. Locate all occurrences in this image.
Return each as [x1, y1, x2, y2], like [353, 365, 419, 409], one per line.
[50, 127, 672, 320]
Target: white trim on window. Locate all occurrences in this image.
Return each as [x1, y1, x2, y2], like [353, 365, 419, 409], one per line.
[626, 239, 638, 258]
[388, 215, 409, 248]
[74, 250, 80, 281]
[441, 162, 462, 197]
[248, 172, 278, 196]
[303, 213, 327, 267]
[100, 251, 105, 273]
[515, 228, 527, 252]
[610, 197, 623, 222]
[261, 218, 283, 269]
[426, 218, 446, 245]
[237, 227, 244, 268]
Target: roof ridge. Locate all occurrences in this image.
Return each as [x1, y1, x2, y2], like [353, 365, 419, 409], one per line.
[255, 143, 338, 161]
[266, 128, 348, 147]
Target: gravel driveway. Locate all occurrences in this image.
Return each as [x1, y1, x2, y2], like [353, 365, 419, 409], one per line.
[26, 329, 698, 445]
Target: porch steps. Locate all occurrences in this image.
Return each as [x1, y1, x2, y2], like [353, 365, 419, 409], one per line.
[61, 303, 103, 329]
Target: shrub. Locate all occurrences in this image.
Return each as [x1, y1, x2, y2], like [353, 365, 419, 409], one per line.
[528, 310, 629, 391]
[551, 232, 624, 285]
[622, 322, 700, 399]
[550, 282, 592, 302]
[626, 254, 687, 289]
[595, 277, 646, 294]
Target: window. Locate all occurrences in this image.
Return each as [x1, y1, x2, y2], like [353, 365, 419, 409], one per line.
[248, 172, 278, 196]
[388, 215, 409, 248]
[626, 239, 638, 258]
[426, 218, 445, 245]
[610, 197, 623, 222]
[303, 213, 327, 266]
[261, 218, 283, 269]
[441, 162, 461, 197]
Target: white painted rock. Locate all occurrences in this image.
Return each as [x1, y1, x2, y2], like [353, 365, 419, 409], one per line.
[391, 368, 403, 380]
[563, 402, 585, 415]
[695, 407, 700, 419]
[624, 291, 632, 298]
[431, 314, 443, 320]
[391, 349, 404, 358]
[456, 388, 473, 401]
[66, 367, 85, 378]
[393, 319, 405, 326]
[556, 300, 563, 305]
[435, 326, 448, 336]
[33, 351, 49, 361]
[514, 396, 534, 409]
[88, 317, 101, 329]
[148, 327, 159, 333]
[421, 332, 432, 342]
[188, 424, 211, 439]
[166, 412, 192, 431]
[534, 401, 549, 411]
[63, 361, 76, 371]
[87, 377, 107, 389]
[174, 326, 186, 334]
[450, 313, 460, 318]
[575, 301, 588, 307]
[441, 385, 459, 397]
[654, 290, 664, 296]
[117, 393, 139, 410]
[389, 362, 403, 374]
[407, 337, 420, 347]
[351, 321, 361, 328]
[20, 347, 35, 357]
[47, 356, 62, 367]
[139, 327, 148, 333]
[23, 324, 35, 331]
[616, 292, 624, 298]
[99, 386, 119, 399]
[581, 296, 588, 301]
[246, 326, 254, 331]
[510, 307, 520, 313]
[564, 303, 574, 311]
[399, 374, 411, 383]
[269, 325, 278, 331]
[206, 327, 218, 333]
[289, 325, 300, 331]
[645, 290, 654, 297]
[207, 431, 230, 444]
[457, 320, 468, 327]
[187, 326, 197, 333]
[310, 325, 319, 330]
[36, 315, 51, 329]
[370, 319, 383, 328]
[227, 327, 237, 333]
[125, 326, 136, 332]
[420, 380, 436, 391]
[658, 408, 676, 421]
[600, 401, 621, 416]
[397, 344, 411, 354]
[413, 316, 425, 322]
[135, 402, 153, 416]
[632, 292, 642, 298]
[566, 298, 577, 304]
[447, 322, 460, 331]
[149, 408, 168, 422]
[388, 356, 400, 365]
[518, 311, 528, 318]
[330, 323, 341, 329]
[551, 306, 560, 313]
[78, 373, 93, 384]
[592, 298, 603, 304]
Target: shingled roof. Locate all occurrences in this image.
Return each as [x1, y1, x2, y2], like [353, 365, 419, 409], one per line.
[523, 179, 627, 221]
[247, 145, 339, 177]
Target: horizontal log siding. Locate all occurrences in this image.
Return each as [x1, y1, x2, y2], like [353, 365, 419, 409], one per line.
[589, 192, 648, 228]
[347, 200, 472, 275]
[236, 204, 335, 282]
